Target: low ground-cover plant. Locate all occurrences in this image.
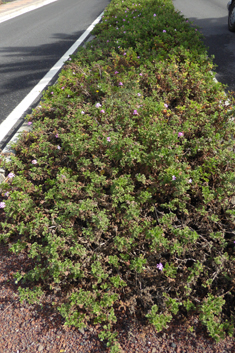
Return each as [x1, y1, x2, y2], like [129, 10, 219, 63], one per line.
[1, 0, 235, 351]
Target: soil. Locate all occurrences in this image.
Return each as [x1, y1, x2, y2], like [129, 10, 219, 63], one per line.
[0, 234, 235, 353]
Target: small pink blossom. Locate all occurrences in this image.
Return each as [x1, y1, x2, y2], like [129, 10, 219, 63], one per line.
[107, 137, 111, 142]
[61, 87, 64, 90]
[51, 92, 54, 95]
[32, 160, 37, 165]
[157, 263, 163, 271]
[95, 103, 102, 108]
[100, 109, 105, 113]
[178, 132, 184, 137]
[139, 73, 143, 76]
[0, 202, 6, 209]
[55, 134, 59, 138]
[164, 103, 168, 108]
[118, 82, 123, 86]
[163, 30, 166, 33]
[153, 14, 156, 17]
[123, 52, 126, 55]
[115, 71, 119, 74]
[4, 192, 9, 197]
[172, 175, 176, 181]
[133, 110, 138, 115]
[137, 93, 141, 96]
[27, 121, 32, 125]
[8, 173, 15, 179]
[81, 111, 85, 114]
[188, 178, 192, 183]
[57, 146, 61, 150]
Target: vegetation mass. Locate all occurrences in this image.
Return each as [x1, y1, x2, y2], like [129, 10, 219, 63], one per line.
[1, 0, 235, 351]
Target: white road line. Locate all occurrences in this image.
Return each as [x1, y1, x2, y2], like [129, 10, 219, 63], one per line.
[0, 0, 59, 24]
[0, 11, 103, 144]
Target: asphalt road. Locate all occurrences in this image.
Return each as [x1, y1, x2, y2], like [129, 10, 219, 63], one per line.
[173, 0, 235, 93]
[0, 0, 109, 146]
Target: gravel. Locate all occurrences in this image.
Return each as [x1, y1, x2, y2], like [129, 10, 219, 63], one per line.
[0, 232, 235, 352]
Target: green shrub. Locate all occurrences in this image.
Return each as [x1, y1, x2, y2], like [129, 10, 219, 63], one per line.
[1, 0, 235, 351]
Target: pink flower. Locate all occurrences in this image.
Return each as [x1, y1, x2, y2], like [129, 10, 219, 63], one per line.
[139, 73, 143, 76]
[0, 202, 6, 209]
[172, 175, 176, 181]
[61, 87, 64, 90]
[27, 121, 32, 125]
[32, 160, 37, 165]
[4, 192, 9, 197]
[157, 263, 163, 271]
[55, 134, 59, 138]
[123, 52, 126, 55]
[115, 71, 119, 74]
[118, 82, 123, 86]
[163, 30, 166, 33]
[188, 178, 192, 183]
[100, 109, 105, 113]
[95, 103, 102, 108]
[153, 14, 156, 17]
[137, 93, 141, 96]
[8, 172, 15, 179]
[57, 146, 61, 150]
[178, 132, 184, 137]
[164, 103, 168, 108]
[107, 137, 111, 142]
[107, 40, 109, 42]
[51, 92, 53, 95]
[133, 110, 138, 115]
[81, 111, 85, 114]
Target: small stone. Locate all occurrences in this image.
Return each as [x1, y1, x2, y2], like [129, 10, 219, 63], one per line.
[38, 345, 44, 352]
[79, 328, 85, 335]
[231, 196, 235, 205]
[0, 173, 5, 183]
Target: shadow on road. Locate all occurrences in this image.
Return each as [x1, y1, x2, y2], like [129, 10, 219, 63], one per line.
[0, 30, 84, 96]
[183, 14, 235, 93]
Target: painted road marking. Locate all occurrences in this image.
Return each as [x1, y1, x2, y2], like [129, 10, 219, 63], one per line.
[0, 11, 103, 144]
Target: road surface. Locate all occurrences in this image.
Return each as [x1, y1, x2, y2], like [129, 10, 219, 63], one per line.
[173, 0, 235, 93]
[0, 0, 109, 148]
